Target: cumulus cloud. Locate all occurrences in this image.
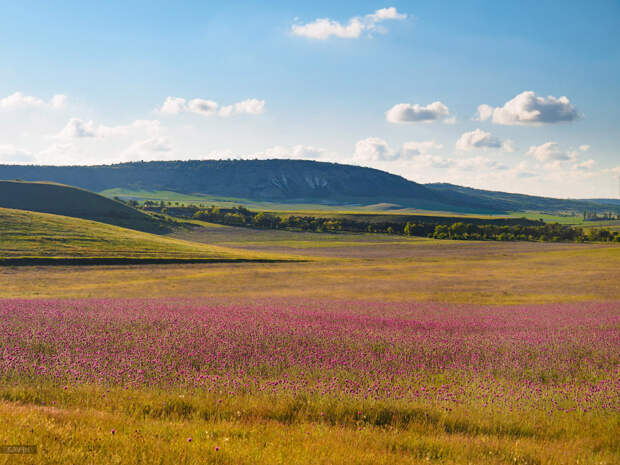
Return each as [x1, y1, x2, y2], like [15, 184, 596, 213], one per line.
[452, 156, 508, 171]
[160, 97, 187, 115]
[476, 91, 579, 125]
[291, 7, 406, 40]
[579, 144, 590, 152]
[410, 154, 454, 169]
[188, 98, 219, 116]
[455, 128, 513, 152]
[401, 140, 443, 157]
[219, 98, 265, 117]
[0, 91, 67, 110]
[352, 137, 510, 175]
[353, 137, 396, 161]
[386, 101, 449, 124]
[57, 118, 97, 139]
[57, 118, 161, 139]
[254, 144, 328, 160]
[120, 137, 173, 161]
[0, 144, 36, 163]
[526, 142, 573, 162]
[158, 97, 265, 117]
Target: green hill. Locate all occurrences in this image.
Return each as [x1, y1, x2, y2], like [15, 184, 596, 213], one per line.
[0, 180, 171, 233]
[0, 207, 283, 264]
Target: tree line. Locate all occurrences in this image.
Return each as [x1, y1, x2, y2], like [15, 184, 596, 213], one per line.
[138, 204, 620, 243]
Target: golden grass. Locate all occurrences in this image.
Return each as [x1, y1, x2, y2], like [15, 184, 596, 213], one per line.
[1, 241, 618, 303]
[1, 384, 617, 465]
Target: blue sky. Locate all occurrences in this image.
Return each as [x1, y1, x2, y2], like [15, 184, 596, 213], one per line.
[0, 1, 619, 197]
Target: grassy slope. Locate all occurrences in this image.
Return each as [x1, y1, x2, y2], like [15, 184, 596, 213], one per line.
[0, 180, 171, 233]
[0, 207, 282, 262]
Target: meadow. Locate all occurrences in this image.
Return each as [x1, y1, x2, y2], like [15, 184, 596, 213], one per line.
[0, 222, 619, 464]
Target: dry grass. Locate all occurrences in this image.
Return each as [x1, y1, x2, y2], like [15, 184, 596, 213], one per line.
[1, 239, 618, 303]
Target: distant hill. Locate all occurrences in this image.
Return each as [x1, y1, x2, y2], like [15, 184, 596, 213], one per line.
[0, 180, 170, 233]
[586, 199, 620, 207]
[425, 183, 617, 213]
[0, 206, 282, 264]
[0, 160, 616, 213]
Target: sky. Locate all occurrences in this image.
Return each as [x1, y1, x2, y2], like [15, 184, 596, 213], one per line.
[0, 0, 619, 198]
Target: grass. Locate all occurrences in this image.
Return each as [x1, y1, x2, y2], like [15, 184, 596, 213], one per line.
[0, 207, 286, 263]
[1, 221, 618, 464]
[1, 384, 617, 465]
[0, 180, 171, 233]
[1, 222, 619, 302]
[505, 211, 586, 225]
[0, 297, 618, 464]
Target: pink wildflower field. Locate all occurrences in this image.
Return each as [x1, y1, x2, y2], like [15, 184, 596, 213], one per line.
[2, 298, 618, 415]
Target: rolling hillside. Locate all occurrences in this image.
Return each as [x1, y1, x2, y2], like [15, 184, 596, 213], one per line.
[0, 207, 282, 264]
[0, 180, 171, 233]
[1, 160, 616, 213]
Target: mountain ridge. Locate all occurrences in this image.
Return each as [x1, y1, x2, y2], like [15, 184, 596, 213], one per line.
[0, 159, 616, 213]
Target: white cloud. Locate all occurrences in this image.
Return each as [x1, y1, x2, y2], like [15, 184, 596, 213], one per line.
[291, 145, 326, 159]
[477, 91, 579, 125]
[291, 7, 406, 40]
[401, 140, 443, 157]
[57, 118, 161, 139]
[254, 144, 328, 160]
[410, 153, 454, 169]
[98, 119, 161, 138]
[573, 159, 596, 170]
[160, 97, 187, 115]
[219, 98, 265, 117]
[37, 142, 79, 164]
[353, 137, 396, 161]
[187, 98, 219, 116]
[386, 101, 449, 124]
[120, 137, 173, 160]
[367, 7, 407, 22]
[0, 91, 68, 110]
[158, 96, 265, 117]
[452, 156, 508, 171]
[57, 118, 97, 139]
[0, 144, 36, 163]
[526, 142, 573, 162]
[455, 128, 513, 152]
[386, 101, 450, 124]
[579, 144, 590, 152]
